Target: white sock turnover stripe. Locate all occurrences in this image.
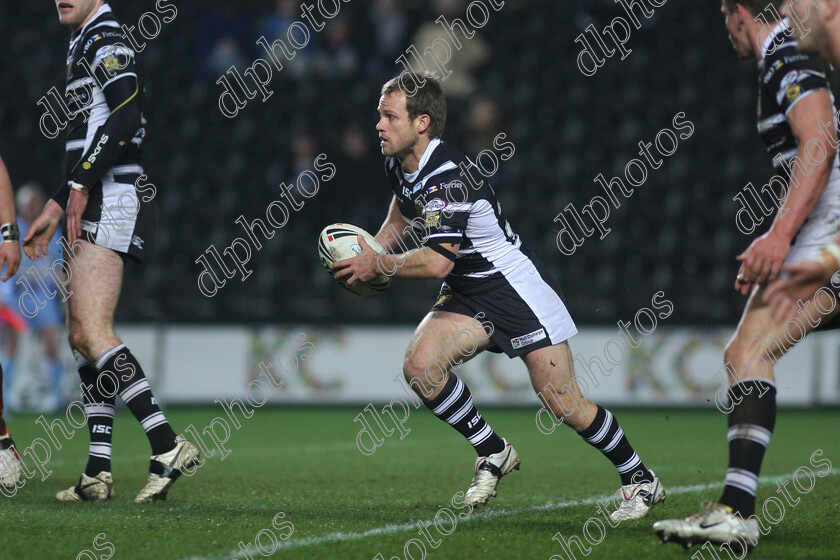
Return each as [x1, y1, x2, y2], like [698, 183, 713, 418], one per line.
[467, 424, 493, 445]
[140, 411, 167, 432]
[616, 452, 641, 474]
[603, 427, 624, 454]
[84, 404, 115, 417]
[94, 344, 127, 370]
[432, 377, 465, 416]
[119, 378, 150, 403]
[727, 424, 772, 447]
[725, 468, 759, 496]
[89, 443, 112, 459]
[446, 397, 474, 425]
[584, 409, 613, 444]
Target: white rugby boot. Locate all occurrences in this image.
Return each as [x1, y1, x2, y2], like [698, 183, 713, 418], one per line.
[610, 470, 666, 522]
[653, 502, 760, 551]
[0, 435, 22, 492]
[56, 472, 114, 501]
[135, 435, 200, 503]
[464, 438, 520, 507]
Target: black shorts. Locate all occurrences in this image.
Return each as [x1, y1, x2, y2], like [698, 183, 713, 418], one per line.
[431, 257, 577, 358]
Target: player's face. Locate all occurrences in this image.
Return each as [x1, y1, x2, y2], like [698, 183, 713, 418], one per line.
[721, 2, 755, 59]
[376, 91, 420, 160]
[783, 0, 829, 58]
[55, 0, 101, 30]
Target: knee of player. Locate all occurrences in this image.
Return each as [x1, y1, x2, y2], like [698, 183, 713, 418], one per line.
[67, 328, 84, 353]
[724, 338, 773, 378]
[540, 381, 593, 421]
[68, 338, 93, 363]
[67, 327, 99, 361]
[404, 356, 447, 390]
[403, 353, 437, 379]
[724, 336, 750, 365]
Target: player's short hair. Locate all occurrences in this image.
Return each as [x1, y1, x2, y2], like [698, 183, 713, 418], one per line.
[722, 0, 785, 16]
[381, 73, 446, 139]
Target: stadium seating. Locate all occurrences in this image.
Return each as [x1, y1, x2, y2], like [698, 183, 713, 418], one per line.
[0, 0, 777, 325]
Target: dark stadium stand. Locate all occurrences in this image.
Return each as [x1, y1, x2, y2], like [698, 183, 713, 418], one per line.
[0, 0, 778, 326]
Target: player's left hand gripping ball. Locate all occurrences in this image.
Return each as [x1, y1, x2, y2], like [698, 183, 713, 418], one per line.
[318, 223, 390, 296]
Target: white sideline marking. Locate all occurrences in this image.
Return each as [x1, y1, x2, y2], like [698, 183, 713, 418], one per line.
[180, 468, 839, 560]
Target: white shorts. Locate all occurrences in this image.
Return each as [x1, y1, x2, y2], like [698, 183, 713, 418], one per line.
[784, 173, 840, 265]
[79, 166, 153, 262]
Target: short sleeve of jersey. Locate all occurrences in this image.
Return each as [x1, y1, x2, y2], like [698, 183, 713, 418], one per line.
[766, 54, 829, 115]
[82, 30, 137, 90]
[421, 181, 470, 245]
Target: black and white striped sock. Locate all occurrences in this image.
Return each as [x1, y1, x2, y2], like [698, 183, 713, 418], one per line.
[579, 406, 652, 485]
[425, 374, 505, 457]
[79, 359, 115, 476]
[96, 345, 176, 456]
[720, 379, 776, 517]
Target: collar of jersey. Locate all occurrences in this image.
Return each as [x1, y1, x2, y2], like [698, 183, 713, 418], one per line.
[402, 138, 442, 183]
[72, 2, 113, 39]
[759, 17, 792, 60]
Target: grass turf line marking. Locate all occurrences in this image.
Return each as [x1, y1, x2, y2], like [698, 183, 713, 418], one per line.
[179, 468, 839, 560]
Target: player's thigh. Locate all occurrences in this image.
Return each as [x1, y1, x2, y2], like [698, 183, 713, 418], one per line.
[404, 310, 493, 386]
[726, 284, 840, 383]
[66, 241, 124, 342]
[521, 340, 575, 393]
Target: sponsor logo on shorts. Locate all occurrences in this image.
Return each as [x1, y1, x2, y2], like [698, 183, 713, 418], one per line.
[511, 328, 546, 349]
[434, 294, 452, 307]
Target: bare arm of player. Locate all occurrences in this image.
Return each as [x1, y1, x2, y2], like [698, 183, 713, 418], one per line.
[764, 238, 840, 320]
[0, 156, 21, 282]
[735, 91, 837, 294]
[764, 261, 832, 321]
[374, 196, 410, 252]
[332, 236, 457, 284]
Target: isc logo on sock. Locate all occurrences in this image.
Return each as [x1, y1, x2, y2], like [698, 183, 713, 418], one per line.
[467, 414, 481, 429]
[92, 425, 112, 434]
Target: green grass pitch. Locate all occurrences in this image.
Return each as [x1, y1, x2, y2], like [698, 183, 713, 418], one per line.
[1, 406, 837, 560]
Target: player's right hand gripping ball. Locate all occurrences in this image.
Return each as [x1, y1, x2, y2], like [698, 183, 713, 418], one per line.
[318, 223, 391, 296]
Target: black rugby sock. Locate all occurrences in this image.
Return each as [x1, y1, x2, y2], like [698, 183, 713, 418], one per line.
[96, 345, 177, 456]
[579, 406, 653, 485]
[425, 374, 505, 457]
[719, 380, 776, 518]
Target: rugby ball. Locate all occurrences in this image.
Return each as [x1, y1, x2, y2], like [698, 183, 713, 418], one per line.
[318, 223, 391, 296]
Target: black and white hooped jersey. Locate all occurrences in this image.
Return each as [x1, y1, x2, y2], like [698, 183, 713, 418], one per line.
[56, 3, 152, 260]
[386, 139, 532, 292]
[64, 3, 144, 186]
[757, 18, 837, 169]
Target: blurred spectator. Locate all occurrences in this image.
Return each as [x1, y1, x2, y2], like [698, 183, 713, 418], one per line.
[466, 96, 514, 187]
[370, 0, 409, 63]
[259, 0, 318, 80]
[466, 96, 503, 154]
[0, 182, 67, 412]
[332, 124, 385, 226]
[291, 132, 318, 178]
[314, 17, 359, 78]
[196, 0, 256, 78]
[411, 0, 489, 100]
